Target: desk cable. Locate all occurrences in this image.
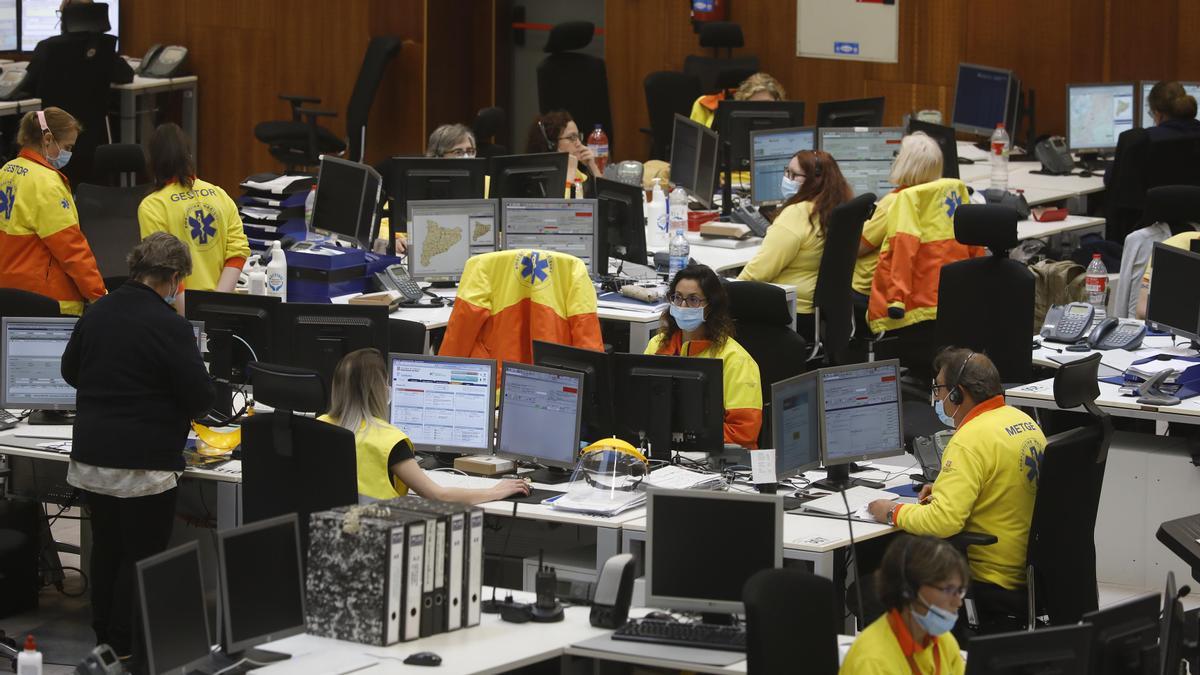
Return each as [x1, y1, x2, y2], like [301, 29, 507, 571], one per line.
[842, 489, 866, 629]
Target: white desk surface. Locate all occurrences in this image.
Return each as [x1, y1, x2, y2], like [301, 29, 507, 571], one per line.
[111, 74, 199, 91]
[956, 142, 1106, 204]
[0, 98, 40, 115]
[1016, 215, 1104, 241]
[1031, 329, 1192, 369]
[1007, 375, 1200, 424]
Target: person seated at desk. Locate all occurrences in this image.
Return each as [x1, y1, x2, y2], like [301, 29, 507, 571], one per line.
[736, 150, 852, 342]
[866, 349, 1044, 632]
[320, 348, 530, 505]
[526, 110, 600, 187]
[139, 123, 250, 313]
[840, 536, 967, 675]
[426, 123, 477, 158]
[1136, 229, 1200, 318]
[688, 72, 786, 129]
[0, 108, 106, 315]
[645, 263, 762, 448]
[1106, 81, 1200, 186]
[62, 233, 215, 663]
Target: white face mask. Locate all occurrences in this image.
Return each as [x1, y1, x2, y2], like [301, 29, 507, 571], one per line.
[781, 174, 803, 200]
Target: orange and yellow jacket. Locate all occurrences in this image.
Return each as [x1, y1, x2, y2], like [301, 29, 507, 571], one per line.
[645, 331, 762, 448]
[0, 149, 105, 315]
[867, 178, 985, 334]
[688, 92, 726, 129]
[440, 249, 603, 365]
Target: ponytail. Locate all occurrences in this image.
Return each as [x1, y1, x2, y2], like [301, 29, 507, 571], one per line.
[16, 107, 82, 148]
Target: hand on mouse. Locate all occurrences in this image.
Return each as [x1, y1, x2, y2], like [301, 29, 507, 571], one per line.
[492, 478, 531, 500]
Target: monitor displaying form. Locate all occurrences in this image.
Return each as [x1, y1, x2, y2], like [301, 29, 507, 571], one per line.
[952, 63, 1015, 136]
[770, 371, 821, 480]
[389, 354, 495, 455]
[1140, 81, 1200, 129]
[669, 114, 720, 208]
[1067, 82, 1136, 153]
[502, 198, 599, 274]
[495, 362, 583, 473]
[0, 317, 76, 411]
[818, 127, 903, 197]
[406, 199, 498, 283]
[1145, 242, 1200, 342]
[21, 0, 120, 51]
[217, 514, 306, 658]
[310, 155, 382, 248]
[137, 541, 213, 675]
[750, 127, 816, 205]
[813, 359, 903, 490]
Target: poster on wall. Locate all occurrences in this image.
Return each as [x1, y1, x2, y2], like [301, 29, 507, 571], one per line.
[796, 0, 899, 63]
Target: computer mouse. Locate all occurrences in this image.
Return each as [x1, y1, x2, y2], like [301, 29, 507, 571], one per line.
[1157, 353, 1176, 361]
[1078, 169, 1095, 178]
[404, 651, 442, 666]
[645, 611, 677, 622]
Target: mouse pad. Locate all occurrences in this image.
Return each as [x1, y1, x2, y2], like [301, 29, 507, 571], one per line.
[571, 634, 745, 666]
[503, 487, 562, 504]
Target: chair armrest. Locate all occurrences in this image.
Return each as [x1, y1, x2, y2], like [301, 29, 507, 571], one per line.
[296, 107, 338, 121]
[946, 531, 998, 552]
[280, 94, 322, 120]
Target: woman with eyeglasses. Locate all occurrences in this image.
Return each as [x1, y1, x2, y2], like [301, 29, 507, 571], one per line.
[840, 535, 967, 675]
[737, 150, 852, 343]
[425, 123, 477, 158]
[526, 110, 601, 187]
[321, 348, 530, 505]
[644, 264, 762, 448]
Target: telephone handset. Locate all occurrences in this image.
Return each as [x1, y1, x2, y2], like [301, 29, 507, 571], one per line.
[1035, 136, 1075, 176]
[374, 264, 427, 303]
[1087, 318, 1147, 351]
[0, 67, 30, 101]
[138, 44, 189, 78]
[730, 203, 770, 237]
[1040, 302, 1094, 344]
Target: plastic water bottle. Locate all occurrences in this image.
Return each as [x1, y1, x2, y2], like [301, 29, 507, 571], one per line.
[989, 123, 1010, 192]
[668, 185, 688, 236]
[647, 178, 668, 248]
[266, 241, 288, 300]
[669, 228, 690, 279]
[248, 265, 267, 296]
[587, 124, 609, 175]
[1085, 253, 1108, 326]
[17, 635, 42, 675]
[304, 185, 317, 229]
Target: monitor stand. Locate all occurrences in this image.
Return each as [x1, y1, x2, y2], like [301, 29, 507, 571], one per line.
[811, 463, 884, 491]
[229, 647, 290, 667]
[427, 280, 457, 289]
[27, 410, 74, 426]
[1076, 151, 1109, 173]
[522, 466, 574, 485]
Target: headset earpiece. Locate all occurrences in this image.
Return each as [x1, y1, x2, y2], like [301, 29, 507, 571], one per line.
[538, 120, 554, 152]
[947, 352, 975, 405]
[898, 536, 916, 601]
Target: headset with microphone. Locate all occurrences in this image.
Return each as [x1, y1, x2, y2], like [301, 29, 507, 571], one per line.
[537, 120, 555, 152]
[947, 351, 976, 405]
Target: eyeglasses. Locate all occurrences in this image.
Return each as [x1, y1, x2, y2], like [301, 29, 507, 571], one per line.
[930, 380, 950, 404]
[442, 147, 477, 158]
[784, 168, 806, 180]
[558, 132, 582, 144]
[669, 293, 707, 308]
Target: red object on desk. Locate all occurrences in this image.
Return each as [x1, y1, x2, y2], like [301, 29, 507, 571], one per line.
[1032, 207, 1068, 222]
[687, 210, 720, 232]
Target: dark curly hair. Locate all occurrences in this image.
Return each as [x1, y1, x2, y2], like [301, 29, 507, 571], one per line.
[875, 535, 970, 611]
[655, 264, 735, 350]
[525, 110, 573, 154]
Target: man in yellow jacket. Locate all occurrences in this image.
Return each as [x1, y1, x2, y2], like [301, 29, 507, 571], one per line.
[867, 349, 1044, 621]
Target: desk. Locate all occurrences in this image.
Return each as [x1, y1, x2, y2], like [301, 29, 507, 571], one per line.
[112, 75, 199, 161]
[0, 98, 41, 118]
[957, 142, 1107, 207]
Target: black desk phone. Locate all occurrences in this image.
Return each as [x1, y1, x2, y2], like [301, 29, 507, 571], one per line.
[375, 264, 424, 302]
[730, 203, 770, 237]
[138, 44, 189, 78]
[1041, 302, 1094, 343]
[1087, 318, 1146, 351]
[0, 67, 30, 101]
[1035, 136, 1075, 175]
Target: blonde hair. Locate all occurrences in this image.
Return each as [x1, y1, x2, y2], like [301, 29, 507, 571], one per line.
[889, 132, 943, 187]
[17, 107, 82, 148]
[734, 73, 786, 102]
[328, 348, 391, 439]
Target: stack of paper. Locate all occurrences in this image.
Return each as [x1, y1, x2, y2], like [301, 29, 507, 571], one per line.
[1126, 358, 1199, 383]
[545, 488, 645, 516]
[238, 174, 314, 250]
[596, 291, 667, 314]
[641, 465, 724, 490]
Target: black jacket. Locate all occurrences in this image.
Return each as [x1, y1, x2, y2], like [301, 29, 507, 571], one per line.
[62, 281, 215, 471]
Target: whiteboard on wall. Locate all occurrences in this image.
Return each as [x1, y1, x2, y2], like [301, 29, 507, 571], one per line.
[796, 0, 899, 63]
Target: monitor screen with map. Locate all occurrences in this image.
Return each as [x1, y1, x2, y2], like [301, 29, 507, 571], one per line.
[1067, 82, 1136, 153]
[405, 199, 498, 283]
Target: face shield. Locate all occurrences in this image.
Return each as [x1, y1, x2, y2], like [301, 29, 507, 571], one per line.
[564, 438, 649, 495]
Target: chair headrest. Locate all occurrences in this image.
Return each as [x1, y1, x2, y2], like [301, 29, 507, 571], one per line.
[953, 204, 1019, 253]
[247, 363, 327, 413]
[473, 107, 506, 139]
[62, 2, 110, 33]
[699, 21, 744, 49]
[723, 280, 792, 326]
[1142, 185, 1200, 228]
[1053, 352, 1101, 410]
[93, 144, 146, 175]
[545, 21, 594, 53]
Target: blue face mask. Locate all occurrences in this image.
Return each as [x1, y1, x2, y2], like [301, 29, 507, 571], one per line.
[669, 303, 705, 332]
[49, 148, 71, 170]
[933, 396, 956, 428]
[780, 175, 801, 201]
[913, 595, 958, 637]
[163, 278, 179, 306]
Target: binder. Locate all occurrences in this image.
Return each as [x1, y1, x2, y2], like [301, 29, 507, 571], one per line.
[391, 497, 472, 633]
[384, 514, 426, 643]
[466, 508, 484, 627]
[377, 503, 442, 637]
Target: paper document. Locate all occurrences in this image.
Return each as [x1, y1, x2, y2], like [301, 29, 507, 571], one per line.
[802, 485, 896, 516]
[240, 175, 312, 194]
[36, 440, 71, 453]
[750, 449, 777, 485]
[641, 465, 724, 490]
[546, 488, 644, 516]
[240, 206, 285, 220]
[1127, 358, 1198, 379]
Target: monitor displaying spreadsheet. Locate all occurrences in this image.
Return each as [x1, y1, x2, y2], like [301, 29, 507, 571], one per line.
[495, 362, 583, 470]
[1140, 81, 1200, 129]
[1, 317, 77, 410]
[0, 0, 16, 51]
[20, 0, 120, 51]
[1067, 82, 1136, 153]
[750, 127, 816, 205]
[388, 354, 495, 455]
[817, 127, 903, 197]
[819, 360, 902, 465]
[501, 198, 599, 274]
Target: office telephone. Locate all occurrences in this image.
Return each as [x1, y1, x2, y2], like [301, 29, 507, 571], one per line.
[1087, 318, 1146, 351]
[138, 44, 189, 78]
[729, 203, 770, 237]
[1035, 136, 1075, 176]
[1040, 302, 1094, 343]
[0, 67, 30, 101]
[374, 264, 425, 303]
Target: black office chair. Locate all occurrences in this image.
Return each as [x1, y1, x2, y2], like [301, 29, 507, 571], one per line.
[472, 106, 508, 159]
[642, 71, 702, 161]
[743, 568, 838, 675]
[537, 22, 614, 151]
[0, 288, 60, 319]
[254, 36, 402, 171]
[1107, 130, 1200, 241]
[682, 22, 760, 94]
[76, 182, 146, 282]
[811, 193, 876, 366]
[240, 364, 358, 552]
[389, 318, 426, 355]
[1140, 184, 1200, 230]
[935, 205, 1034, 385]
[92, 143, 146, 186]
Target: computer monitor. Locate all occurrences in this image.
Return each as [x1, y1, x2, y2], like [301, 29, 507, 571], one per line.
[501, 198, 599, 274]
[1161, 571, 1188, 675]
[646, 489, 781, 618]
[184, 290, 281, 384]
[217, 514, 305, 662]
[816, 97, 885, 129]
[0, 1, 16, 51]
[668, 114, 720, 209]
[388, 353, 495, 455]
[275, 302, 390, 398]
[749, 126, 817, 205]
[965, 624, 1093, 675]
[495, 362, 584, 483]
[531, 340, 612, 445]
[1140, 81, 1200, 129]
[611, 352, 724, 460]
[20, 0, 119, 51]
[1066, 82, 1137, 154]
[190, 320, 204, 352]
[770, 371, 821, 480]
[906, 119, 960, 180]
[386, 157, 487, 252]
[1145, 242, 1200, 342]
[1081, 593, 1161, 675]
[137, 541, 214, 675]
[487, 152, 570, 200]
[593, 177, 648, 271]
[0, 317, 76, 419]
[405, 199, 498, 283]
[815, 359, 903, 490]
[713, 100, 807, 171]
[818, 127, 904, 197]
[310, 155, 382, 248]
[952, 63, 1016, 136]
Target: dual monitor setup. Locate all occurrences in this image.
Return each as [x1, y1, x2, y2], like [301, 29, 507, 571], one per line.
[1066, 80, 1200, 156]
[0, 0, 119, 52]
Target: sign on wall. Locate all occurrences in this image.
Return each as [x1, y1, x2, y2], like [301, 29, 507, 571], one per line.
[796, 0, 899, 63]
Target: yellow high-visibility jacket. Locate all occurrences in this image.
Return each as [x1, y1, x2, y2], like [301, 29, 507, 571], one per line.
[840, 609, 965, 675]
[737, 200, 823, 314]
[318, 414, 415, 501]
[138, 178, 250, 291]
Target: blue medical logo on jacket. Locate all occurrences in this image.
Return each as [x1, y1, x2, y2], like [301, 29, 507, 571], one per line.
[1018, 439, 1043, 491]
[187, 204, 219, 250]
[0, 185, 14, 220]
[519, 251, 550, 284]
[943, 190, 962, 219]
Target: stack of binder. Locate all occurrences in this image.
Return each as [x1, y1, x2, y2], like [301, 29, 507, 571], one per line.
[237, 174, 314, 253]
[305, 496, 484, 646]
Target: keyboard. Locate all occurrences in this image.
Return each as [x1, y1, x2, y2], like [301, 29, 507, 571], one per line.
[612, 618, 746, 652]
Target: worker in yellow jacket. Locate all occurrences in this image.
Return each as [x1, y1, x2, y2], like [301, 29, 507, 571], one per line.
[646, 264, 762, 448]
[688, 72, 786, 128]
[867, 350, 1044, 630]
[0, 108, 106, 315]
[139, 123, 249, 312]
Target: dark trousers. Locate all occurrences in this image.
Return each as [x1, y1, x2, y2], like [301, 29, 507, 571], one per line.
[85, 488, 177, 657]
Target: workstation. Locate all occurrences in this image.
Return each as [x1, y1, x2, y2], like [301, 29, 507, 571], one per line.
[2, 1, 1200, 674]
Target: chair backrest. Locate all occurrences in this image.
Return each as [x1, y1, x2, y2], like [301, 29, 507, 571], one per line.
[813, 193, 876, 364]
[0, 288, 60, 319]
[743, 568, 838, 675]
[537, 22, 613, 150]
[643, 71, 702, 161]
[1142, 184, 1200, 230]
[33, 32, 119, 185]
[472, 106, 508, 159]
[389, 317, 426, 355]
[75, 183, 147, 280]
[345, 35, 402, 163]
[682, 55, 760, 95]
[1144, 135, 1200, 192]
[92, 143, 146, 183]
